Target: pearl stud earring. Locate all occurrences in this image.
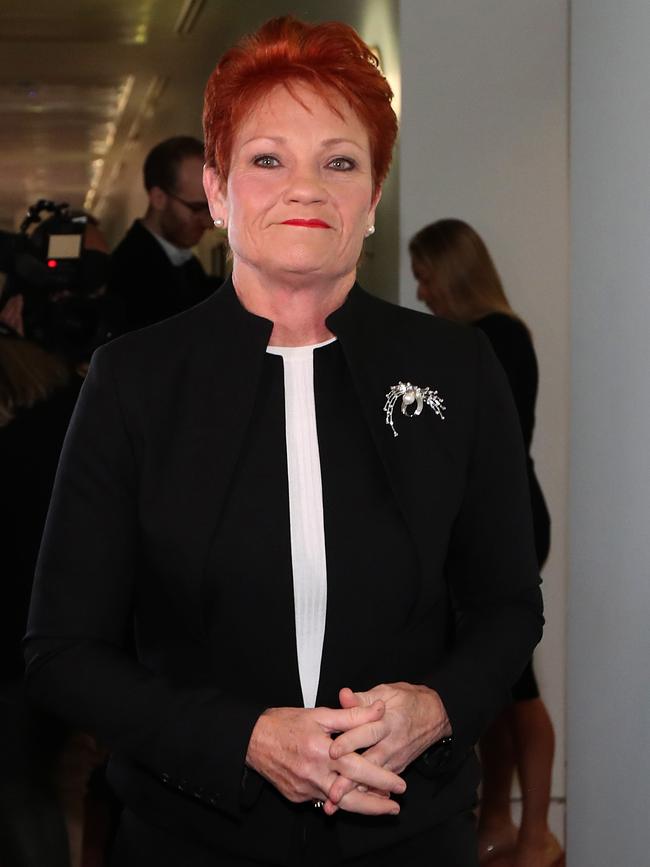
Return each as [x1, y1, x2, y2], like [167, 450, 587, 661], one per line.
[214, 218, 225, 228]
[365, 225, 375, 237]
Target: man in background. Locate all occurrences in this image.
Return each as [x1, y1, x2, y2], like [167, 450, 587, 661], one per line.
[108, 136, 218, 334]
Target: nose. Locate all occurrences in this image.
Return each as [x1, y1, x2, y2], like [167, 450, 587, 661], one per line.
[284, 166, 327, 204]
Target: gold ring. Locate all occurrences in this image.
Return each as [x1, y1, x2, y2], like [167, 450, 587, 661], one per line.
[313, 799, 325, 809]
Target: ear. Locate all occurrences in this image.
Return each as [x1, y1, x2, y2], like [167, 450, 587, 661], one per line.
[203, 165, 228, 225]
[368, 185, 383, 228]
[148, 186, 167, 212]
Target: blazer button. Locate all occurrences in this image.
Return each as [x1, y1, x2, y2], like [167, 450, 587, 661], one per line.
[161, 773, 170, 784]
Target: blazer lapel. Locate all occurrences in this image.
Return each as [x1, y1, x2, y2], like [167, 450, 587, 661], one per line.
[326, 286, 463, 597]
[162, 280, 273, 633]
[328, 288, 424, 542]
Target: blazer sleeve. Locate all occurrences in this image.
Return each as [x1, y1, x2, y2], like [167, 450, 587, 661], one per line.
[420, 330, 544, 775]
[24, 346, 265, 819]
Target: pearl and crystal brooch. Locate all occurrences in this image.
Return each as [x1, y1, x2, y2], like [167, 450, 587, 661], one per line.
[383, 381, 446, 437]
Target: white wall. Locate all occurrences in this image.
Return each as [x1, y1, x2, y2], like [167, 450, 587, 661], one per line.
[399, 0, 570, 833]
[569, 3, 650, 863]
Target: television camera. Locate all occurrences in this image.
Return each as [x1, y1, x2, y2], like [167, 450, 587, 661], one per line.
[0, 200, 117, 361]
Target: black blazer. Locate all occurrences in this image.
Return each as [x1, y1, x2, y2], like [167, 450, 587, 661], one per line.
[25, 281, 543, 862]
[107, 220, 219, 335]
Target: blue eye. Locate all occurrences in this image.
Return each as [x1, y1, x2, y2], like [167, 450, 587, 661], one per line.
[254, 154, 280, 168]
[328, 157, 355, 171]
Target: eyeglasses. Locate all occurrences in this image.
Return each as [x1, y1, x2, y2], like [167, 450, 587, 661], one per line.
[162, 189, 211, 215]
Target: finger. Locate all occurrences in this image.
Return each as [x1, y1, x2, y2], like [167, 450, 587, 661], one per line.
[330, 753, 405, 801]
[323, 786, 390, 816]
[338, 686, 360, 709]
[314, 770, 346, 805]
[330, 719, 387, 759]
[335, 788, 400, 817]
[331, 738, 393, 778]
[339, 686, 373, 709]
[323, 774, 357, 813]
[328, 775, 355, 807]
[314, 700, 385, 734]
[357, 742, 392, 770]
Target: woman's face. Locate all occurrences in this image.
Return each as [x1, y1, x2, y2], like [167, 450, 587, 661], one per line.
[411, 256, 452, 319]
[204, 83, 380, 286]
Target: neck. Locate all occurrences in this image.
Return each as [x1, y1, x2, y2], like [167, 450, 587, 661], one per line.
[141, 210, 162, 238]
[231, 261, 354, 346]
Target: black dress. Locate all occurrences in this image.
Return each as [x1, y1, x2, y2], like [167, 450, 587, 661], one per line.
[474, 312, 550, 702]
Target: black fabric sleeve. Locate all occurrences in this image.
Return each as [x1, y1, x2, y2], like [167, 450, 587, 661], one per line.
[23, 347, 265, 819]
[418, 330, 544, 775]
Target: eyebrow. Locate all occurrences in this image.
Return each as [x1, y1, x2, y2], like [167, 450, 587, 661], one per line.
[241, 135, 365, 150]
[321, 137, 364, 149]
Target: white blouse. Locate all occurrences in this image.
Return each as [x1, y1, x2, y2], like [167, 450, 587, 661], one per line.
[266, 338, 336, 708]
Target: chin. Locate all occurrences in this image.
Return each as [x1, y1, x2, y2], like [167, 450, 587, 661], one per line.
[267, 252, 341, 278]
[177, 233, 203, 249]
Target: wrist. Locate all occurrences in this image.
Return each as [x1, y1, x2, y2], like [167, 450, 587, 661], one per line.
[245, 707, 276, 770]
[419, 685, 452, 744]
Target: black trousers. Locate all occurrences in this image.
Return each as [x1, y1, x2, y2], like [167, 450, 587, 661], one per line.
[110, 807, 478, 867]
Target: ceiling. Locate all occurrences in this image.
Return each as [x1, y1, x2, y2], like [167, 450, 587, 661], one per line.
[0, 0, 399, 246]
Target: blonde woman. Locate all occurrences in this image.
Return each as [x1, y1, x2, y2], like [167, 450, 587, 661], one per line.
[410, 219, 562, 867]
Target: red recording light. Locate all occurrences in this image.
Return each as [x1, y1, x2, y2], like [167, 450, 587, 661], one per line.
[47, 259, 58, 268]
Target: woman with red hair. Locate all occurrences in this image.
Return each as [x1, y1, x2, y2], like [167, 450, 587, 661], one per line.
[25, 18, 542, 866]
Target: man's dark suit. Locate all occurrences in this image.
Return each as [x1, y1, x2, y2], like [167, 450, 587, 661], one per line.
[107, 220, 218, 334]
[25, 280, 543, 863]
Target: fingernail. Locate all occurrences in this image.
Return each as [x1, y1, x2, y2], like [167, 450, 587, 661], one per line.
[390, 807, 399, 816]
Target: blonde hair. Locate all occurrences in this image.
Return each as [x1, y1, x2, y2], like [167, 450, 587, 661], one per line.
[0, 336, 69, 427]
[409, 219, 516, 325]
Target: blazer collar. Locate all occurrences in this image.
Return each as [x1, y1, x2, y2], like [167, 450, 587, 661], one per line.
[199, 278, 446, 548]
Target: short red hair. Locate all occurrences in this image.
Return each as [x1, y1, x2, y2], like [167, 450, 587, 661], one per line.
[203, 17, 397, 193]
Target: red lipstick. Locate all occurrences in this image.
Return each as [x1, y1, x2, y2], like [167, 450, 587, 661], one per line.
[281, 219, 331, 228]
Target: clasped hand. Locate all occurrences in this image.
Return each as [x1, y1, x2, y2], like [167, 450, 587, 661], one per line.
[245, 682, 450, 817]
